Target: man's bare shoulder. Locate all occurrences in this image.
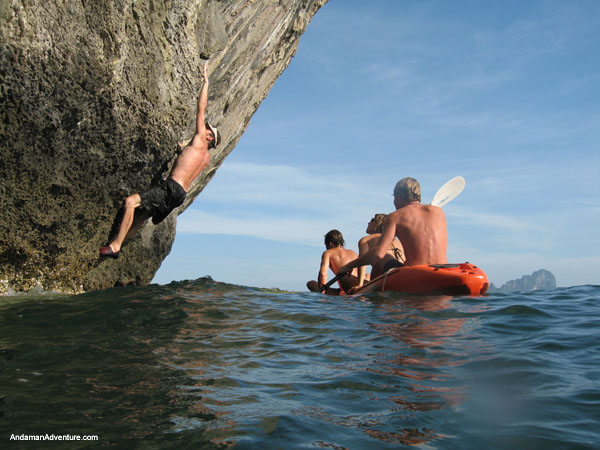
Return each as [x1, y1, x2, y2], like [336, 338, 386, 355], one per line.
[386, 209, 405, 221]
[394, 203, 443, 216]
[186, 137, 210, 152]
[421, 203, 445, 216]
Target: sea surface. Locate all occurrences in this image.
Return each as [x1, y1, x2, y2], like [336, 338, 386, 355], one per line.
[0, 279, 598, 449]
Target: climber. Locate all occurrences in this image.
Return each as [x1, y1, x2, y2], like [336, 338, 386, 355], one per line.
[99, 61, 220, 259]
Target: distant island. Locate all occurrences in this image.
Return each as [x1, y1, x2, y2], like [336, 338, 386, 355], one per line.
[488, 269, 557, 293]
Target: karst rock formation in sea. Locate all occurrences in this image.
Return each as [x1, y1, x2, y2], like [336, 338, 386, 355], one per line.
[0, 0, 327, 294]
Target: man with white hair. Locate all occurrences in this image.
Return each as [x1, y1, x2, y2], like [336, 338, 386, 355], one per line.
[338, 177, 448, 278]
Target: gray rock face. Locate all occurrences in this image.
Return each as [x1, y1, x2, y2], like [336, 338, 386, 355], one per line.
[0, 0, 327, 294]
[489, 269, 557, 293]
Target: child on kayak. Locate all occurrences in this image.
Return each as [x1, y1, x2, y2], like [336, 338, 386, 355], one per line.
[307, 230, 361, 295]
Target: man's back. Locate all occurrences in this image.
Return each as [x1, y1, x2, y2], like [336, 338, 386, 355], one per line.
[390, 203, 447, 265]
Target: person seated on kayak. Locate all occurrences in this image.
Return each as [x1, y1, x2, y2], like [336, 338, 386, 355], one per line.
[338, 177, 448, 285]
[357, 213, 405, 286]
[307, 229, 361, 295]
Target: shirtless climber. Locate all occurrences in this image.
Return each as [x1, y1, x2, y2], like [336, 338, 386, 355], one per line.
[100, 62, 220, 259]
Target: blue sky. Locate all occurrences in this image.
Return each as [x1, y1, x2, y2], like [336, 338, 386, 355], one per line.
[154, 0, 600, 290]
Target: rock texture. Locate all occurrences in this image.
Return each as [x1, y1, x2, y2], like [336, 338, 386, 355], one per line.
[0, 0, 327, 294]
[489, 269, 557, 294]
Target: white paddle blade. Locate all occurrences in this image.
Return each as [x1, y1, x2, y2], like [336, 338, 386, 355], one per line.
[431, 176, 465, 207]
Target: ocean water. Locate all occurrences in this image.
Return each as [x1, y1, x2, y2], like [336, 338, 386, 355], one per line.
[0, 278, 598, 449]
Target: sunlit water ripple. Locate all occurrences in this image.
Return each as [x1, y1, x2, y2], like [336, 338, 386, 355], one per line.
[1, 278, 598, 449]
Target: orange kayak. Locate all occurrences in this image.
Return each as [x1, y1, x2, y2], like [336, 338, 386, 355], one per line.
[349, 263, 489, 296]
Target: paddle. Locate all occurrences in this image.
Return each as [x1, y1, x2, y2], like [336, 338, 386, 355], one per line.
[319, 271, 348, 293]
[319, 176, 466, 293]
[430, 176, 465, 207]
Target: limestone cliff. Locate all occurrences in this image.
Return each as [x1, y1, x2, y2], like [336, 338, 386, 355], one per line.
[489, 269, 557, 294]
[0, 0, 327, 294]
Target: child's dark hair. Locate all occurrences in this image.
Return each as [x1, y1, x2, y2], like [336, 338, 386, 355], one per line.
[324, 229, 345, 247]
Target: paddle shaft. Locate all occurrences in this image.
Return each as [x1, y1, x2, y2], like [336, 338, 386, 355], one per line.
[319, 271, 348, 293]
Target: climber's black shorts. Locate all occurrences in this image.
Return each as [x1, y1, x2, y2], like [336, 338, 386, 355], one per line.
[140, 178, 186, 224]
